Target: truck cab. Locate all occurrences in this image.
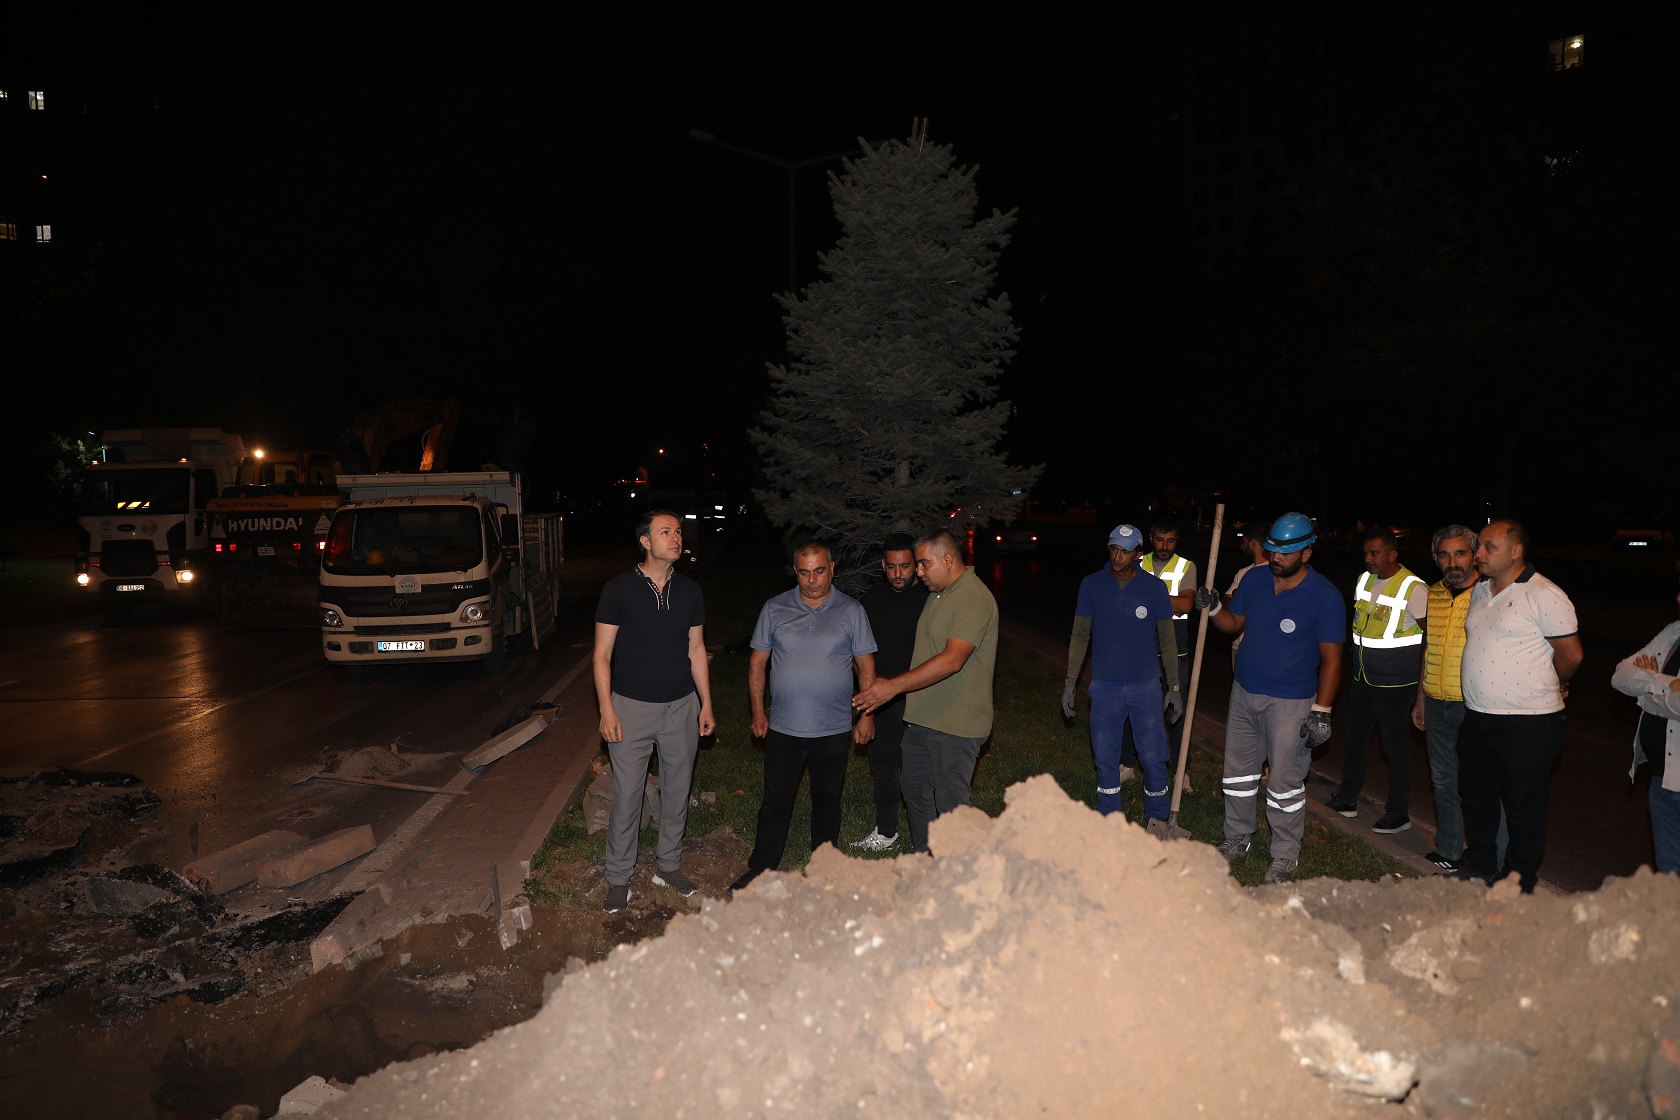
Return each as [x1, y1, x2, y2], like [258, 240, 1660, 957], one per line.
[318, 472, 561, 675]
[75, 429, 245, 613]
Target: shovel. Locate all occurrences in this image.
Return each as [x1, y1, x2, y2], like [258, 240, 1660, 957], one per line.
[1165, 502, 1225, 839]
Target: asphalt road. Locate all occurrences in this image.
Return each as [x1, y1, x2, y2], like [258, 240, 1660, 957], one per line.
[0, 556, 626, 884]
[977, 534, 1677, 894]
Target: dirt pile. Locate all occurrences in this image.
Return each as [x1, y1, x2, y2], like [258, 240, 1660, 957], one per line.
[321, 775, 1679, 1118]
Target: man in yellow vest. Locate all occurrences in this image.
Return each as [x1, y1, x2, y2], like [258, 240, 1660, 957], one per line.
[1327, 527, 1426, 834]
[1409, 524, 1505, 872]
[1127, 522, 1197, 781]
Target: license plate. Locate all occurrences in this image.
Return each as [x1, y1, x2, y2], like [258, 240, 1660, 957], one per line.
[116, 584, 146, 592]
[377, 640, 426, 652]
[257, 545, 276, 557]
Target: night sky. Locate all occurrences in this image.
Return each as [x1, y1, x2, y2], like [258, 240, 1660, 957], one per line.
[5, 9, 1674, 537]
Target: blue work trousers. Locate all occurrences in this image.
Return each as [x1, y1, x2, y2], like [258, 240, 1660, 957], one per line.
[1091, 677, 1170, 821]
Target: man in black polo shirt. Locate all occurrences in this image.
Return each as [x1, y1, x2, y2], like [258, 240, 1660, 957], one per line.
[850, 532, 929, 851]
[593, 510, 716, 913]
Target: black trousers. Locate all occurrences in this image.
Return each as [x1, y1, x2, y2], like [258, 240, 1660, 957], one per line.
[1336, 680, 1414, 816]
[1457, 709, 1565, 893]
[866, 701, 907, 837]
[748, 729, 851, 871]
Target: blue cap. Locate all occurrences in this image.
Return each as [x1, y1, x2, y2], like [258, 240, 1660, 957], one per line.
[1108, 524, 1143, 550]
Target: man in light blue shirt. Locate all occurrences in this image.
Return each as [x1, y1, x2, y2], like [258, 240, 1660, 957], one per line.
[731, 541, 877, 895]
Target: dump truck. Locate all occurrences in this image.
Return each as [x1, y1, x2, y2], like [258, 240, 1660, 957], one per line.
[75, 429, 246, 615]
[318, 471, 562, 676]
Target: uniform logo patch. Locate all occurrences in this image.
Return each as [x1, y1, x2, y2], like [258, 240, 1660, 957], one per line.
[1279, 618, 1297, 634]
[1135, 605, 1149, 619]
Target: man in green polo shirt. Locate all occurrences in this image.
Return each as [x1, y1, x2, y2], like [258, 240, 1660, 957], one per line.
[853, 528, 998, 852]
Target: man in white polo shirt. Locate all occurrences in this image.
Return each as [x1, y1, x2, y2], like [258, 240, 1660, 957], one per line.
[1457, 519, 1584, 892]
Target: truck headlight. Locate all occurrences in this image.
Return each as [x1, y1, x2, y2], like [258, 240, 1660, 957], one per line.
[320, 607, 343, 628]
[460, 600, 490, 624]
[175, 569, 195, 584]
[77, 573, 90, 587]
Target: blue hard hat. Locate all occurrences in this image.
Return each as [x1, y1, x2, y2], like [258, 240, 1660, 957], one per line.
[1265, 512, 1317, 554]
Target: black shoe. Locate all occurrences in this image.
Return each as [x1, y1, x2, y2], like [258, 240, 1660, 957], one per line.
[727, 868, 763, 898]
[1325, 794, 1358, 817]
[1371, 812, 1412, 834]
[1450, 867, 1498, 887]
[1424, 850, 1462, 871]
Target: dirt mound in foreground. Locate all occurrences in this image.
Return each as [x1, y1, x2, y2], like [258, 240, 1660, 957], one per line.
[322, 775, 1679, 1119]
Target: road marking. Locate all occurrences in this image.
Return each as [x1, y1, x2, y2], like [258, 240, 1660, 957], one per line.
[73, 663, 326, 766]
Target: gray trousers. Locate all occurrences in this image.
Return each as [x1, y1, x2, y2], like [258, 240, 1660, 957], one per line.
[1222, 682, 1312, 860]
[901, 723, 987, 854]
[604, 692, 698, 885]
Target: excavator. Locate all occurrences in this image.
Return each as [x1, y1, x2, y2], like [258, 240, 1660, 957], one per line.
[209, 400, 460, 625]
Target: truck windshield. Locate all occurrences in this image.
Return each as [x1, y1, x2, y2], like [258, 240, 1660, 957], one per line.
[324, 507, 483, 573]
[78, 468, 192, 515]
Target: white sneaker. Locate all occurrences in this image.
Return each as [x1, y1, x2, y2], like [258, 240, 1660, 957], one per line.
[851, 828, 899, 852]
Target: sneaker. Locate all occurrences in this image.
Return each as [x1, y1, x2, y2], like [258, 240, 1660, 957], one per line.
[1264, 857, 1299, 883]
[727, 867, 763, 898]
[604, 883, 631, 913]
[851, 828, 900, 852]
[1371, 812, 1412, 834]
[1325, 794, 1358, 817]
[1146, 817, 1170, 837]
[652, 868, 698, 897]
[1215, 834, 1253, 861]
[1424, 851, 1463, 871]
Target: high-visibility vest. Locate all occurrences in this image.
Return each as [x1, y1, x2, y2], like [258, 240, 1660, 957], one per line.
[1142, 554, 1189, 622]
[1352, 567, 1424, 686]
[1421, 580, 1472, 702]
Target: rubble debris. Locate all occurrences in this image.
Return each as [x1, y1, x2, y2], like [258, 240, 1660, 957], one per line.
[185, 830, 307, 894]
[256, 825, 377, 887]
[462, 713, 547, 770]
[277, 1073, 346, 1114]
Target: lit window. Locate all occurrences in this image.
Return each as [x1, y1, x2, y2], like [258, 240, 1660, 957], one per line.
[0, 90, 9, 101]
[28, 90, 46, 110]
[36, 224, 52, 243]
[1549, 35, 1584, 70]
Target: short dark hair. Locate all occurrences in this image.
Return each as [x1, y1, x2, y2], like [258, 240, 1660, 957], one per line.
[1150, 521, 1179, 538]
[635, 508, 680, 551]
[914, 527, 962, 558]
[1362, 527, 1400, 550]
[882, 531, 915, 555]
[792, 539, 831, 565]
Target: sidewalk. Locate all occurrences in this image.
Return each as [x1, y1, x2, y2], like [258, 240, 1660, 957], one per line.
[310, 649, 605, 968]
[997, 618, 1555, 891]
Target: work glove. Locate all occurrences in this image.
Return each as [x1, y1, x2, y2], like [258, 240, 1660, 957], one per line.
[1192, 587, 1221, 614]
[1300, 707, 1333, 749]
[1060, 678, 1077, 719]
[1163, 687, 1184, 723]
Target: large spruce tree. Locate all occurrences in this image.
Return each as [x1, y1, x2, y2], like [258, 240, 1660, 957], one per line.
[751, 120, 1041, 588]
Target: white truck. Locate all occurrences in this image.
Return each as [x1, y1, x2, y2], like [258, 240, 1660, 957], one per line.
[317, 471, 562, 675]
[75, 428, 247, 615]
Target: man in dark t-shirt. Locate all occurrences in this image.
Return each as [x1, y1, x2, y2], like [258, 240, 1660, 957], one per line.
[851, 532, 929, 851]
[593, 510, 715, 913]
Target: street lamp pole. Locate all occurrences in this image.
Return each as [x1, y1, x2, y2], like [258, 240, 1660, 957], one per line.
[689, 130, 866, 294]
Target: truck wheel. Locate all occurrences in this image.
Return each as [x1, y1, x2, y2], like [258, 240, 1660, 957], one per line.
[482, 633, 506, 676]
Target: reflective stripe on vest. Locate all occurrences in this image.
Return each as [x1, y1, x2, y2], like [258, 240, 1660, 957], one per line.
[1352, 570, 1424, 648]
[1143, 554, 1189, 620]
